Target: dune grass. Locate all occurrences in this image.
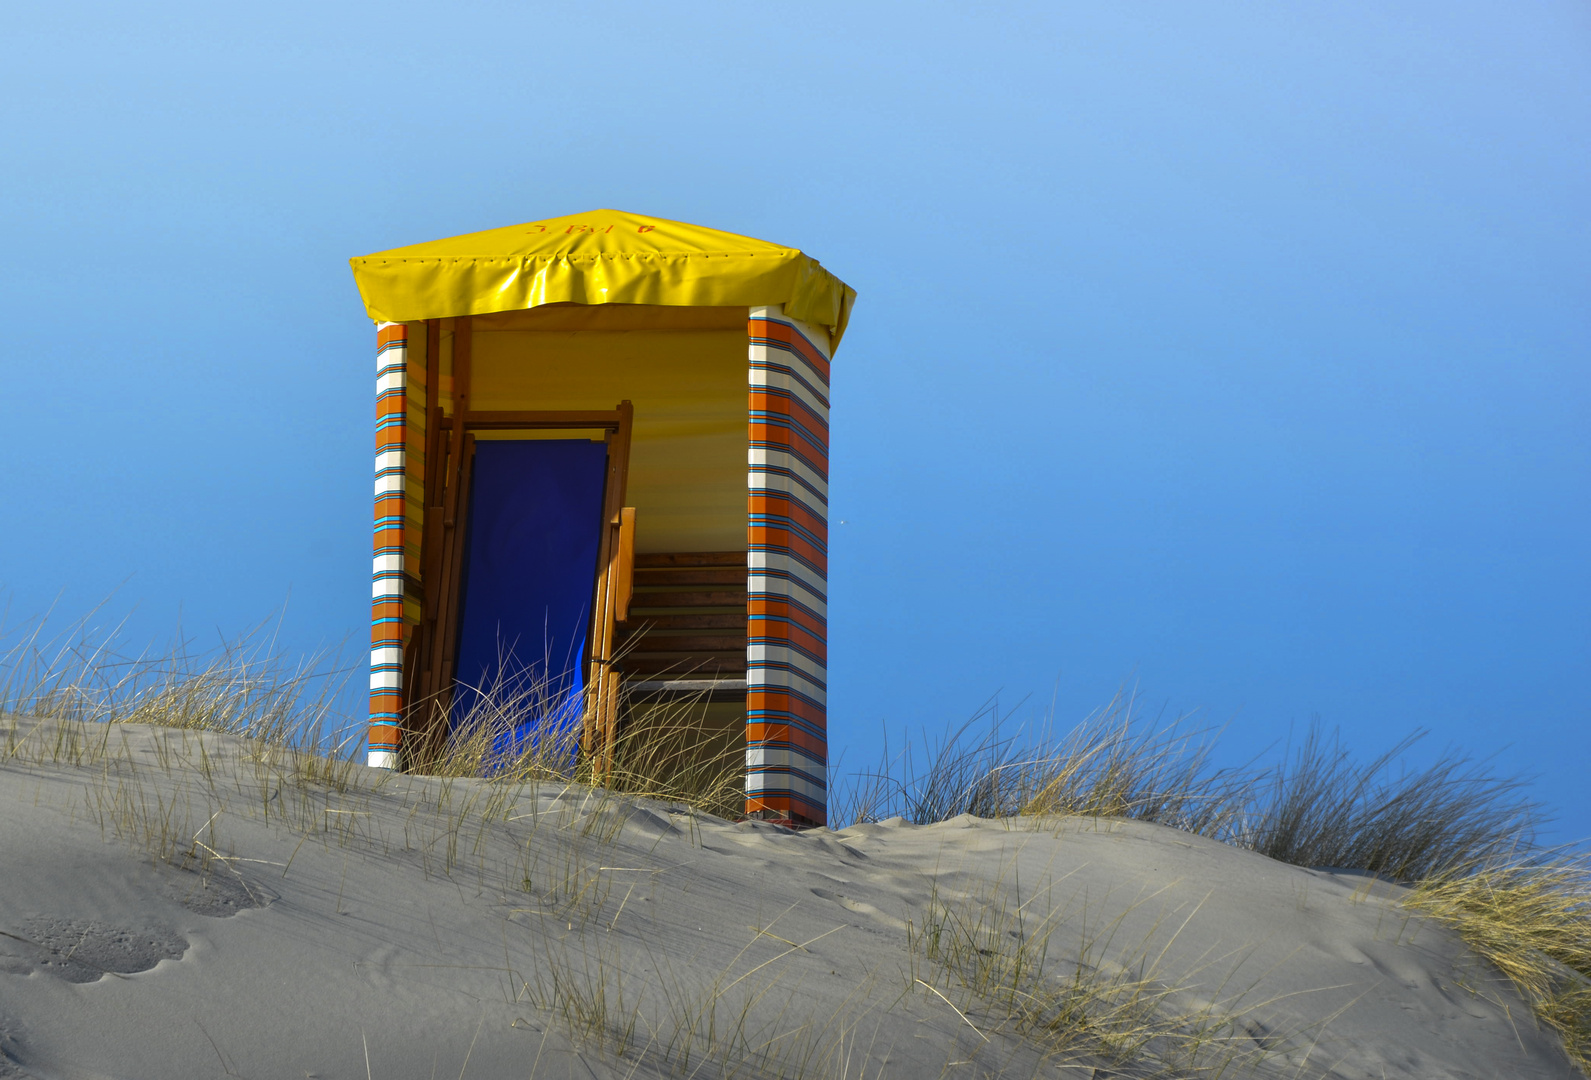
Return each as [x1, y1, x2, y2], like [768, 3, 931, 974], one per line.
[0, 606, 352, 751]
[832, 692, 1589, 1074]
[4, 609, 1588, 1075]
[1403, 854, 1591, 1073]
[400, 674, 746, 826]
[835, 691, 1253, 837]
[905, 870, 1342, 1079]
[830, 690, 1543, 880]
[1241, 724, 1541, 881]
[0, 608, 746, 823]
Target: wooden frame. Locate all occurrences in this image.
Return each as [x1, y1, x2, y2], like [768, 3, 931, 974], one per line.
[444, 410, 632, 431]
[406, 316, 473, 767]
[401, 313, 635, 772]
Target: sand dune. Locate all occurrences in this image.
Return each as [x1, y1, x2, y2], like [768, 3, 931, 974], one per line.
[0, 717, 1578, 1079]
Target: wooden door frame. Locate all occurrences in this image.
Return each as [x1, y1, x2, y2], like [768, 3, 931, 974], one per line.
[401, 318, 633, 772]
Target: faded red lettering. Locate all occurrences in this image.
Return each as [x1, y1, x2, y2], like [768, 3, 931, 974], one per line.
[637, 225, 656, 234]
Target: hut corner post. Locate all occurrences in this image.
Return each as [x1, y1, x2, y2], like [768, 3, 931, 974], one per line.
[368, 322, 409, 769]
[746, 305, 832, 827]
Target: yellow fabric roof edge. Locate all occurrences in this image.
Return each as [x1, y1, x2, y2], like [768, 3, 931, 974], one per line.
[350, 209, 856, 350]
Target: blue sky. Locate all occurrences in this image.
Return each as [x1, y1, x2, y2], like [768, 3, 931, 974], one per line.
[3, 3, 1586, 837]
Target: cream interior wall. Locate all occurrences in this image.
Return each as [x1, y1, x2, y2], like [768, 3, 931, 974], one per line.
[470, 310, 747, 554]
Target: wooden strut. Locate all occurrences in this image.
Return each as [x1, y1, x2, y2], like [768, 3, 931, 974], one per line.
[444, 410, 631, 430]
[433, 431, 476, 746]
[584, 402, 634, 779]
[402, 319, 443, 765]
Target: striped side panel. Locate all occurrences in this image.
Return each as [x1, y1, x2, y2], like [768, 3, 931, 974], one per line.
[368, 323, 408, 769]
[747, 305, 831, 826]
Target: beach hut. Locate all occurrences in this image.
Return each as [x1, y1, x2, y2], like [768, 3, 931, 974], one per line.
[348, 210, 854, 827]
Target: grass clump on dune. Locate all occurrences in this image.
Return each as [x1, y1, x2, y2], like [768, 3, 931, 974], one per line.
[1406, 855, 1591, 1073]
[409, 677, 745, 822]
[832, 690, 1543, 879]
[1242, 724, 1540, 881]
[0, 608, 351, 752]
[837, 691, 1250, 836]
[908, 874, 1302, 1078]
[0, 608, 744, 821]
[833, 692, 1591, 1074]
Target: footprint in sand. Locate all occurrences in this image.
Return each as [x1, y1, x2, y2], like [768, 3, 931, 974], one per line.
[161, 864, 276, 918]
[3, 917, 186, 984]
[807, 886, 906, 930]
[0, 1030, 32, 1080]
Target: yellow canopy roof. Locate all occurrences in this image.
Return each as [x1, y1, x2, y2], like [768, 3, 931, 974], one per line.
[350, 209, 856, 349]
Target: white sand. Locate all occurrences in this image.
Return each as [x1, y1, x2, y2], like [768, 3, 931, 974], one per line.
[0, 718, 1578, 1079]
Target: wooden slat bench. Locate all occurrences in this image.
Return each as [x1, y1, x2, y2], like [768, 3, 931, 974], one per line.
[616, 552, 746, 693]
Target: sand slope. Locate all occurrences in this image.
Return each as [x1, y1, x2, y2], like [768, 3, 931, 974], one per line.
[0, 718, 1577, 1079]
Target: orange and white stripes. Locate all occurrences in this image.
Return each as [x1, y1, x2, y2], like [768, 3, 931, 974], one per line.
[369, 323, 408, 768]
[746, 305, 830, 825]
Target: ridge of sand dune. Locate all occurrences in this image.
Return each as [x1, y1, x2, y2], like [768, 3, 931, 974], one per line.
[0, 718, 1578, 1079]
